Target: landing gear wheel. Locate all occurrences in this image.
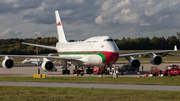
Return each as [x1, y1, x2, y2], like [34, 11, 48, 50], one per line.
[91, 69, 93, 74]
[73, 70, 76, 74]
[105, 69, 107, 75]
[62, 70, 66, 74]
[107, 71, 110, 75]
[86, 69, 89, 74]
[67, 70, 70, 74]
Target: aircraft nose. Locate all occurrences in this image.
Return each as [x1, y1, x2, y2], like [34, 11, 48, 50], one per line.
[105, 52, 119, 65]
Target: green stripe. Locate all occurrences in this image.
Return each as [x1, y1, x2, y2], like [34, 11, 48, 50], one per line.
[59, 53, 105, 63]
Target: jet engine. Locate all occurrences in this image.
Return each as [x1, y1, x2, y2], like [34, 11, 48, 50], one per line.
[150, 55, 162, 65]
[41, 61, 54, 71]
[41, 58, 54, 71]
[128, 58, 141, 69]
[2, 57, 14, 69]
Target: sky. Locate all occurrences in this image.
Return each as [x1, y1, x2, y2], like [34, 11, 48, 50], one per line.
[0, 0, 180, 40]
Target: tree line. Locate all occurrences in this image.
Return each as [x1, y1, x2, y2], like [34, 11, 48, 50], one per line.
[0, 37, 57, 55]
[115, 36, 179, 50]
[0, 36, 179, 55]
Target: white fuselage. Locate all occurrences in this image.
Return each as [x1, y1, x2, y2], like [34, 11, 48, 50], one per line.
[56, 36, 119, 66]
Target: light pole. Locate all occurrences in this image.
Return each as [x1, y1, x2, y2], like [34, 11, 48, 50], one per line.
[177, 32, 180, 41]
[35, 33, 38, 55]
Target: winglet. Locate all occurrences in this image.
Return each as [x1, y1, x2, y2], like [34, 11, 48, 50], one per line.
[55, 10, 67, 43]
[174, 45, 177, 51]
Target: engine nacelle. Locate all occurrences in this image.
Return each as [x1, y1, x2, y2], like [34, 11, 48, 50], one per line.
[2, 58, 14, 69]
[128, 58, 140, 69]
[41, 61, 54, 71]
[150, 55, 162, 65]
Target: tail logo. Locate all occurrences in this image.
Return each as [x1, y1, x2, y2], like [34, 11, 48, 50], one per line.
[57, 22, 61, 26]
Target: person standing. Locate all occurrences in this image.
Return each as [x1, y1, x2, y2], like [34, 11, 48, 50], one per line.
[142, 65, 144, 71]
[38, 68, 40, 74]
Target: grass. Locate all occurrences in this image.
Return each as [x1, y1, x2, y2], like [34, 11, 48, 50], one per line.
[0, 86, 179, 101]
[0, 76, 180, 86]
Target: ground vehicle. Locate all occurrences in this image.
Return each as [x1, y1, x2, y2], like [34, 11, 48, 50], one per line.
[163, 64, 180, 76]
[150, 67, 162, 76]
[117, 68, 127, 75]
[109, 66, 127, 75]
[44, 67, 57, 72]
[86, 69, 93, 74]
[121, 64, 139, 72]
[73, 69, 84, 76]
[93, 68, 104, 75]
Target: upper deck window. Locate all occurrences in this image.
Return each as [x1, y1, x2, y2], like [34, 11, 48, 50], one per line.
[104, 39, 113, 41]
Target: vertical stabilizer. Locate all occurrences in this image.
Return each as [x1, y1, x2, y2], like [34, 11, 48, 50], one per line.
[55, 10, 67, 43]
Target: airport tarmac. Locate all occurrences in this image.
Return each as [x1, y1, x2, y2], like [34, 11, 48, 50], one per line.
[0, 81, 180, 91]
[0, 63, 180, 77]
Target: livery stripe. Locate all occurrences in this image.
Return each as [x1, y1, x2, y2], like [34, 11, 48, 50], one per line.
[58, 52, 106, 63]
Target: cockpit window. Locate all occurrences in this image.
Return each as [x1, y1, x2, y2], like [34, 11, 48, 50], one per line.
[104, 39, 113, 41]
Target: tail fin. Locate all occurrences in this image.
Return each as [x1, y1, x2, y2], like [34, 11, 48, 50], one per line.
[55, 10, 67, 43]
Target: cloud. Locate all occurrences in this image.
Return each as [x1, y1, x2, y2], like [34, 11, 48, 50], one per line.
[75, 0, 84, 4]
[60, 10, 73, 18]
[0, 0, 43, 14]
[95, 15, 103, 25]
[1, 0, 180, 40]
[34, 31, 41, 37]
[21, 0, 100, 25]
[94, 0, 180, 37]
[0, 29, 22, 39]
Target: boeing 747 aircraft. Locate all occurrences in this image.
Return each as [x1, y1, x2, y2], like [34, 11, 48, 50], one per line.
[0, 10, 177, 74]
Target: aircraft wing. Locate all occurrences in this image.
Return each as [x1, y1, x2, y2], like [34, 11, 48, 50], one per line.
[119, 45, 177, 58]
[22, 42, 57, 50]
[0, 55, 82, 61]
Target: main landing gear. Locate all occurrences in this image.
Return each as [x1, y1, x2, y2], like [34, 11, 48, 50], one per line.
[86, 67, 93, 74]
[72, 66, 85, 76]
[62, 62, 70, 74]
